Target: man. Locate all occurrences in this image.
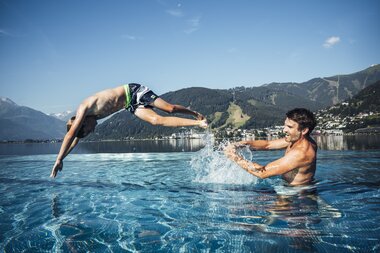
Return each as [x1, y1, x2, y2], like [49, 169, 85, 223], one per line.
[225, 108, 317, 186]
[50, 83, 208, 178]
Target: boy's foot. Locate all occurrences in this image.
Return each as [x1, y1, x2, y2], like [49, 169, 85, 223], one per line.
[198, 119, 208, 129]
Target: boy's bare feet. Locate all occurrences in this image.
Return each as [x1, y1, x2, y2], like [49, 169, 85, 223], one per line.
[198, 119, 208, 129]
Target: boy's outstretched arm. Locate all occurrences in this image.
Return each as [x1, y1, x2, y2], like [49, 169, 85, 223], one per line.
[50, 137, 79, 178]
[50, 106, 87, 178]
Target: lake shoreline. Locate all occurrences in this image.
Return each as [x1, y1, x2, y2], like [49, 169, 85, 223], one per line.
[1, 132, 380, 144]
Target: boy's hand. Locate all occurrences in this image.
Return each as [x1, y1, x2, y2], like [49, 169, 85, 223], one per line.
[50, 160, 63, 178]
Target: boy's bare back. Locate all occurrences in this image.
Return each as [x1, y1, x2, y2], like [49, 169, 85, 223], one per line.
[81, 86, 126, 119]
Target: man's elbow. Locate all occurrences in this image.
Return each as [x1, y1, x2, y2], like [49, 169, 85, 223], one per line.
[256, 173, 270, 179]
[253, 167, 272, 179]
[249, 170, 269, 179]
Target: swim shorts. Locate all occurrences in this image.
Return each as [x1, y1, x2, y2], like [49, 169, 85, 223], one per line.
[124, 83, 159, 114]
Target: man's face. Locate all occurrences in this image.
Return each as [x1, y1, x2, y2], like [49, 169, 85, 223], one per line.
[82, 117, 97, 137]
[283, 117, 302, 143]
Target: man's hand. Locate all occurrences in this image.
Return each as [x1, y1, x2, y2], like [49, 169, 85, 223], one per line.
[224, 144, 241, 162]
[50, 160, 63, 178]
[252, 162, 265, 172]
[232, 141, 249, 149]
[225, 144, 265, 171]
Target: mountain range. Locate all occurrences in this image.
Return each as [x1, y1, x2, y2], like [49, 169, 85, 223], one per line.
[1, 64, 379, 141]
[0, 98, 66, 141]
[49, 110, 74, 122]
[316, 80, 380, 132]
[88, 64, 380, 140]
[321, 80, 380, 117]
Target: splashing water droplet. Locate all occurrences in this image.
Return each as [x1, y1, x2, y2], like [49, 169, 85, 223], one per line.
[190, 130, 258, 185]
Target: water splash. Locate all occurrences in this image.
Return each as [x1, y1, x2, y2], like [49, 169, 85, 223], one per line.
[190, 130, 258, 185]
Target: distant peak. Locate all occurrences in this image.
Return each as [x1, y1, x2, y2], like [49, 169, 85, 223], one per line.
[0, 97, 17, 105]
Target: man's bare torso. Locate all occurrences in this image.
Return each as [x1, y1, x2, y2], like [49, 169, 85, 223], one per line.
[82, 86, 126, 119]
[282, 137, 317, 185]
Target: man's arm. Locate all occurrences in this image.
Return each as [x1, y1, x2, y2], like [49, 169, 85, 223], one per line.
[50, 106, 87, 178]
[235, 138, 289, 150]
[225, 146, 308, 179]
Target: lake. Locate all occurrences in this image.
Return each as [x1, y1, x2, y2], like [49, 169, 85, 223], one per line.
[1, 134, 380, 156]
[0, 135, 379, 252]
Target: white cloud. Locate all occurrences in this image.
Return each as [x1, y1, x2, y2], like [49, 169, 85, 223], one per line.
[166, 9, 183, 17]
[0, 29, 11, 36]
[323, 36, 341, 48]
[163, 3, 201, 35]
[122, 34, 140, 40]
[184, 16, 201, 34]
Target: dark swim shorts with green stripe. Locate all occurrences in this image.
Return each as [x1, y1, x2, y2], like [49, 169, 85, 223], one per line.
[124, 83, 159, 114]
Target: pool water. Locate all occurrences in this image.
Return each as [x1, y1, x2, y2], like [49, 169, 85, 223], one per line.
[0, 147, 379, 252]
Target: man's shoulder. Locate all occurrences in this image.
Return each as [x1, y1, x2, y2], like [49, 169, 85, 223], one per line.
[297, 137, 317, 149]
[288, 139, 316, 156]
[294, 138, 317, 162]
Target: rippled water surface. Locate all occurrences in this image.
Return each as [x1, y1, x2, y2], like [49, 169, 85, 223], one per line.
[1, 147, 380, 252]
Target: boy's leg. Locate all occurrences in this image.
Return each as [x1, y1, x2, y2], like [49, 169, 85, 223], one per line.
[134, 107, 206, 128]
[150, 98, 177, 113]
[150, 98, 204, 120]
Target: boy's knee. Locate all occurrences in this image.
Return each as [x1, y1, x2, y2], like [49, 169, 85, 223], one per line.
[166, 105, 175, 114]
[149, 115, 163, 126]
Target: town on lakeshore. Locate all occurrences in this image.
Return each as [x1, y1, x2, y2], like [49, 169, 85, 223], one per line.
[2, 119, 379, 145]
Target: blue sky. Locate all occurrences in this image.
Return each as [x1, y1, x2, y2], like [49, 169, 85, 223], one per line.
[1, 0, 379, 114]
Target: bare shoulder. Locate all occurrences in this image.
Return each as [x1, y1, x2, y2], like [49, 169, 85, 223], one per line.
[81, 95, 98, 109]
[288, 138, 317, 163]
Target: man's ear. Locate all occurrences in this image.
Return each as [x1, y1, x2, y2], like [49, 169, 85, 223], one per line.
[301, 128, 309, 136]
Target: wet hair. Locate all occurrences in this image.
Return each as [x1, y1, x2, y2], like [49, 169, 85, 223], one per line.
[67, 116, 86, 138]
[286, 108, 317, 135]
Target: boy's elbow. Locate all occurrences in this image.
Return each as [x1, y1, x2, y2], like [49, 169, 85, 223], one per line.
[166, 105, 176, 114]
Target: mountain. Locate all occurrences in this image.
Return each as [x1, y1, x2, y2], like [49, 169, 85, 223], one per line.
[2, 65, 379, 141]
[263, 64, 380, 107]
[316, 80, 380, 132]
[0, 98, 66, 141]
[88, 65, 380, 140]
[49, 110, 74, 122]
[326, 80, 380, 116]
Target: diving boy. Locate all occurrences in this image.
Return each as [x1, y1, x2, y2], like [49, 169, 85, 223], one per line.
[50, 83, 207, 178]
